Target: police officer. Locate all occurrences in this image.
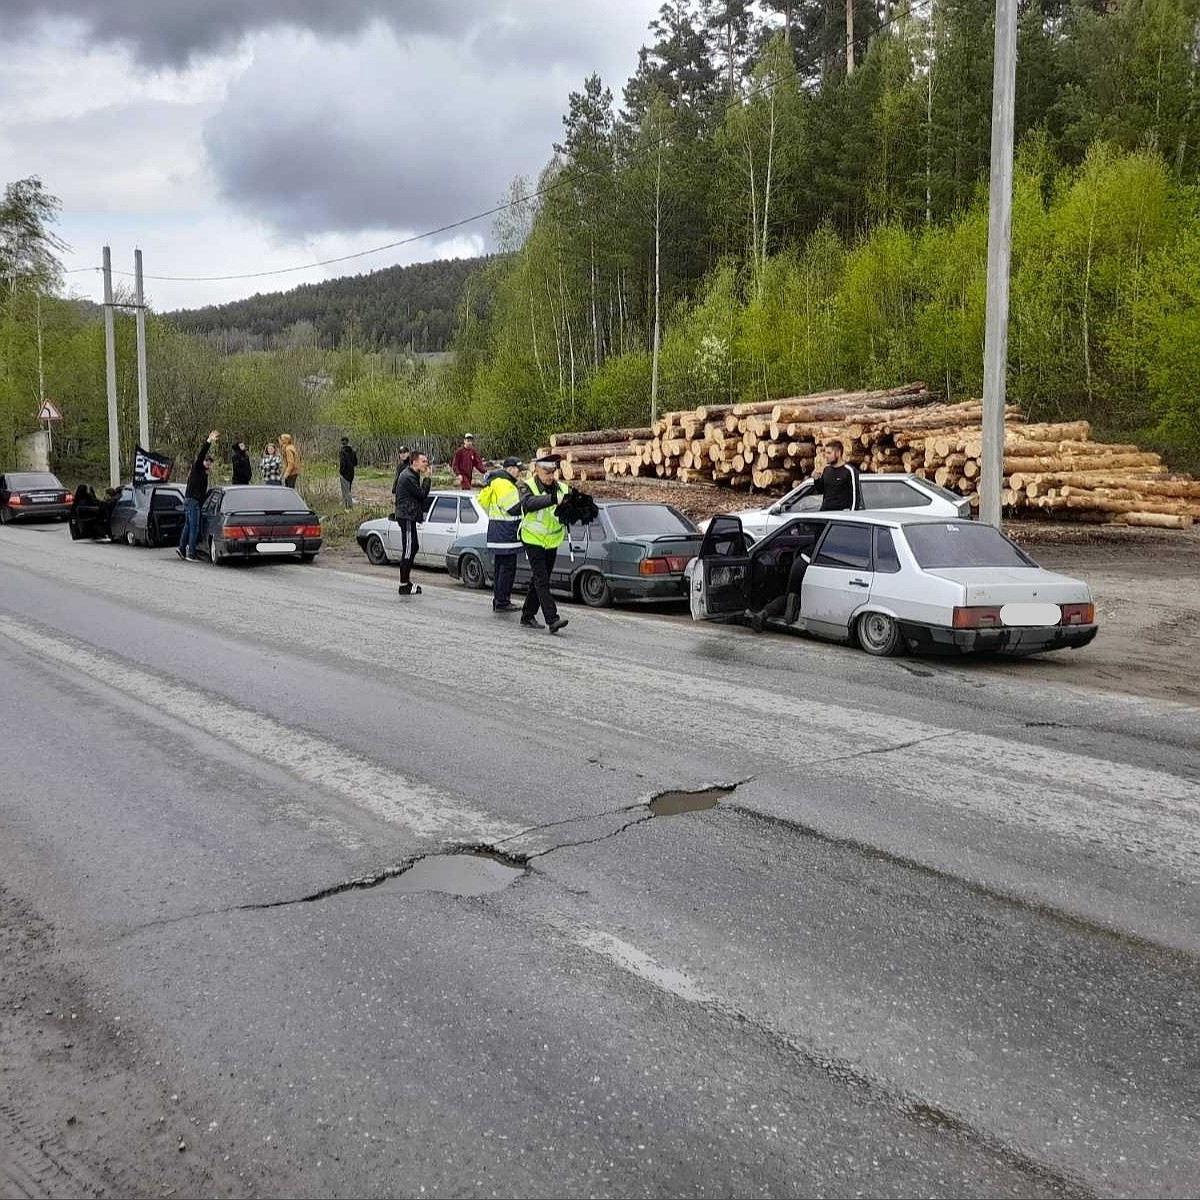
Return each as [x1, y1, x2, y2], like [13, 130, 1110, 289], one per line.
[478, 456, 524, 612]
[516, 454, 569, 634]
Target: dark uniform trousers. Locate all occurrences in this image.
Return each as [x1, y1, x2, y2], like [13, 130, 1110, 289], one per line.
[492, 552, 518, 608]
[521, 544, 560, 624]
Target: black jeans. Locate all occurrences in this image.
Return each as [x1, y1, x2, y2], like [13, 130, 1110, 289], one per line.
[521, 544, 559, 623]
[492, 551, 517, 608]
[396, 518, 419, 586]
[761, 554, 809, 620]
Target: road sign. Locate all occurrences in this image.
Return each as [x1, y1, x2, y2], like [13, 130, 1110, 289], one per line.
[38, 401, 62, 422]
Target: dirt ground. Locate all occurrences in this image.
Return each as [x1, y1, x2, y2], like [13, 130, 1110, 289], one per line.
[343, 477, 1200, 707]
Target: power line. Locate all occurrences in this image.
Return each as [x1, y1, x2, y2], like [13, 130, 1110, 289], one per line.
[82, 0, 933, 288]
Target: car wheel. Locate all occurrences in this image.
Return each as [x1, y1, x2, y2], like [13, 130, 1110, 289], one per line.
[365, 535, 388, 566]
[856, 611, 903, 657]
[0, 506, 9, 525]
[460, 553, 486, 590]
[208, 536, 223, 566]
[578, 570, 613, 608]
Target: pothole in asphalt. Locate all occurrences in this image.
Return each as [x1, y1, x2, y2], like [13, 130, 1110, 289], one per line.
[649, 784, 738, 818]
[384, 851, 527, 897]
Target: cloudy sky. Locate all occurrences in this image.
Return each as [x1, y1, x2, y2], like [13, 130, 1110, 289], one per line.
[0, 0, 660, 311]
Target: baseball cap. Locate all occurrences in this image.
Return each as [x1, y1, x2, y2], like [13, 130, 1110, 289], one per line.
[502, 456, 523, 468]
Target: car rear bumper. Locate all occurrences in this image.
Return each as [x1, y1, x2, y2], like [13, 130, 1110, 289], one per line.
[610, 575, 689, 603]
[221, 537, 323, 558]
[7, 503, 71, 521]
[899, 620, 1099, 655]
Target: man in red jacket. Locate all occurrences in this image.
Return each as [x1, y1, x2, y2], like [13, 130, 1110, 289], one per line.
[451, 434, 486, 489]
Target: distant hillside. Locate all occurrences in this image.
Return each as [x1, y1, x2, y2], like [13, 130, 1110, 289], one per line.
[166, 256, 489, 352]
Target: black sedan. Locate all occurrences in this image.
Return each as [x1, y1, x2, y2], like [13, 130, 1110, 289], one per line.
[198, 486, 323, 564]
[108, 483, 187, 546]
[0, 471, 73, 523]
[446, 501, 703, 606]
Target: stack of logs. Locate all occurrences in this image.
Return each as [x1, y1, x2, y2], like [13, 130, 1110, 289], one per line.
[545, 383, 1199, 528]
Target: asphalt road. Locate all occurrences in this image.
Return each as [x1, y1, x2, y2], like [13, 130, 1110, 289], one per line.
[1, 523, 1198, 1199]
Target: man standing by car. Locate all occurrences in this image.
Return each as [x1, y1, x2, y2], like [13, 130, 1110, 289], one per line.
[451, 434, 486, 490]
[178, 430, 218, 561]
[338, 436, 358, 508]
[393, 450, 431, 597]
[230, 438, 252, 485]
[811, 441, 859, 510]
[478, 457, 524, 612]
[516, 455, 569, 634]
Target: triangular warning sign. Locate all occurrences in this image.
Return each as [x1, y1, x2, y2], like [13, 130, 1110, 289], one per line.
[38, 401, 62, 421]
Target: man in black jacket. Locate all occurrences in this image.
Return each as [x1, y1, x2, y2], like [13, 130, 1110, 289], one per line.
[177, 430, 218, 561]
[230, 439, 252, 485]
[811, 440, 860, 511]
[392, 450, 431, 596]
[338, 436, 358, 508]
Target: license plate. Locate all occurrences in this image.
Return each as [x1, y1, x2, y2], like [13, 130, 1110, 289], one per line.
[1000, 602, 1061, 627]
[32, 495, 56, 503]
[255, 542, 297, 554]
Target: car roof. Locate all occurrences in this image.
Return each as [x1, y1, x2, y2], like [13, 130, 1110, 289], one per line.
[765, 510, 974, 528]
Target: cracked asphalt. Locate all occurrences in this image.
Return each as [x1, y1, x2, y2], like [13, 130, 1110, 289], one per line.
[1, 524, 1199, 1199]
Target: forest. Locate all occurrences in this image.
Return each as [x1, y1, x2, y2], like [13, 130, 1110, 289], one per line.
[2, 0, 1199, 479]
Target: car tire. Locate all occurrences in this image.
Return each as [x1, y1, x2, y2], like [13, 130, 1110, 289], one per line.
[578, 570, 612, 608]
[460, 553, 486, 590]
[365, 535, 388, 566]
[856, 611, 903, 657]
[0, 506, 9, 525]
[208, 536, 223, 566]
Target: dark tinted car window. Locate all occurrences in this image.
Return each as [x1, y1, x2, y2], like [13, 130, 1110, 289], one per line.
[221, 487, 307, 512]
[606, 505, 696, 536]
[861, 479, 930, 509]
[813, 523, 873, 569]
[874, 527, 902, 573]
[903, 522, 1036, 568]
[587, 518, 609, 543]
[458, 497, 481, 523]
[5, 472, 63, 490]
[427, 496, 457, 523]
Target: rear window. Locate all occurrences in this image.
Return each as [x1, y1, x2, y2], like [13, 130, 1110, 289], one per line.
[903, 522, 1036, 568]
[221, 487, 308, 513]
[5, 472, 63, 490]
[605, 505, 697, 536]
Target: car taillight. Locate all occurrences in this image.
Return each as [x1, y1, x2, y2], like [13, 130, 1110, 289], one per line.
[952, 605, 1004, 629]
[639, 555, 688, 575]
[298, 524, 321, 537]
[224, 525, 249, 539]
[1060, 602, 1094, 626]
[8, 495, 22, 506]
[64, 492, 73, 503]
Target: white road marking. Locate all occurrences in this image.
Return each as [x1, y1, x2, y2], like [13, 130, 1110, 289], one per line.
[0, 615, 525, 844]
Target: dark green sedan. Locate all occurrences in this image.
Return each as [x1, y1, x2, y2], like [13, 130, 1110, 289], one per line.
[445, 500, 703, 607]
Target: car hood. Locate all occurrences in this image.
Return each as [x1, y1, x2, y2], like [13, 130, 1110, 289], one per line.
[923, 566, 1091, 605]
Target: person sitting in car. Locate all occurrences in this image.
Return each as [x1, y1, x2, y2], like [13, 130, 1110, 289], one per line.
[745, 525, 819, 633]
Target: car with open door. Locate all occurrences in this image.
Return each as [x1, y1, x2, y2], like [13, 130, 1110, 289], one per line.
[107, 482, 186, 546]
[198, 485, 322, 564]
[697, 473, 970, 540]
[355, 490, 486, 571]
[0, 471, 73, 523]
[447, 500, 703, 606]
[688, 511, 1097, 657]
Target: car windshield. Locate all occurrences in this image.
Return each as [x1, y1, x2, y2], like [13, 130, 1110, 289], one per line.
[605, 505, 697, 536]
[6, 472, 62, 489]
[222, 487, 308, 513]
[903, 522, 1036, 568]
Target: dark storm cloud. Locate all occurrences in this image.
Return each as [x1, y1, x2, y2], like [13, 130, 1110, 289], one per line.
[0, 0, 481, 66]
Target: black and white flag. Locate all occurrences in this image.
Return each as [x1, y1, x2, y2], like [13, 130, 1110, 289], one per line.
[133, 445, 174, 484]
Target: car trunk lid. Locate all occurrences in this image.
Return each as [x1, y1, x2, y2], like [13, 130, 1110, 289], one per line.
[925, 566, 1090, 605]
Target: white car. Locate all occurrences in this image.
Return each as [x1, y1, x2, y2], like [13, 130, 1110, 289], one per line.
[356, 490, 486, 569]
[699, 474, 970, 540]
[689, 511, 1097, 657]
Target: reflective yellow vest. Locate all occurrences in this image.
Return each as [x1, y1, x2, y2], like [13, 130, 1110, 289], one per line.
[479, 475, 520, 520]
[519, 477, 568, 549]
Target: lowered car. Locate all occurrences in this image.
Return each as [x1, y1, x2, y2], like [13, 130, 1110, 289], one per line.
[446, 500, 703, 606]
[198, 485, 322, 564]
[689, 511, 1097, 657]
[356, 491, 486, 570]
[108, 482, 186, 546]
[698, 473, 970, 540]
[0, 471, 73, 523]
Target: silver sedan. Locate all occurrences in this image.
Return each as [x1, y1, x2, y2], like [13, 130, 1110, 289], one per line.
[689, 511, 1097, 656]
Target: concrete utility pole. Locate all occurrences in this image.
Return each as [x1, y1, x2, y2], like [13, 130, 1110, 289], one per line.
[980, 0, 1018, 529]
[846, 0, 856, 74]
[102, 246, 120, 488]
[134, 249, 150, 449]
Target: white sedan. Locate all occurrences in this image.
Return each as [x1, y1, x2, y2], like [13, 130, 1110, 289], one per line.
[689, 511, 1097, 657]
[356, 490, 486, 569]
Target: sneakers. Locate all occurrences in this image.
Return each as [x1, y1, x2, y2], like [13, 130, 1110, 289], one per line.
[520, 616, 543, 629]
[784, 593, 801, 625]
[176, 547, 186, 560]
[493, 603, 517, 612]
[746, 609, 766, 634]
[397, 583, 422, 596]
[547, 617, 569, 635]
[185, 552, 197, 562]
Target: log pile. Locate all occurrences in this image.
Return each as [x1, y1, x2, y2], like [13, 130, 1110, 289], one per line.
[545, 384, 1199, 528]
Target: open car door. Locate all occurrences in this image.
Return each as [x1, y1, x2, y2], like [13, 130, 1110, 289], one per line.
[689, 515, 752, 621]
